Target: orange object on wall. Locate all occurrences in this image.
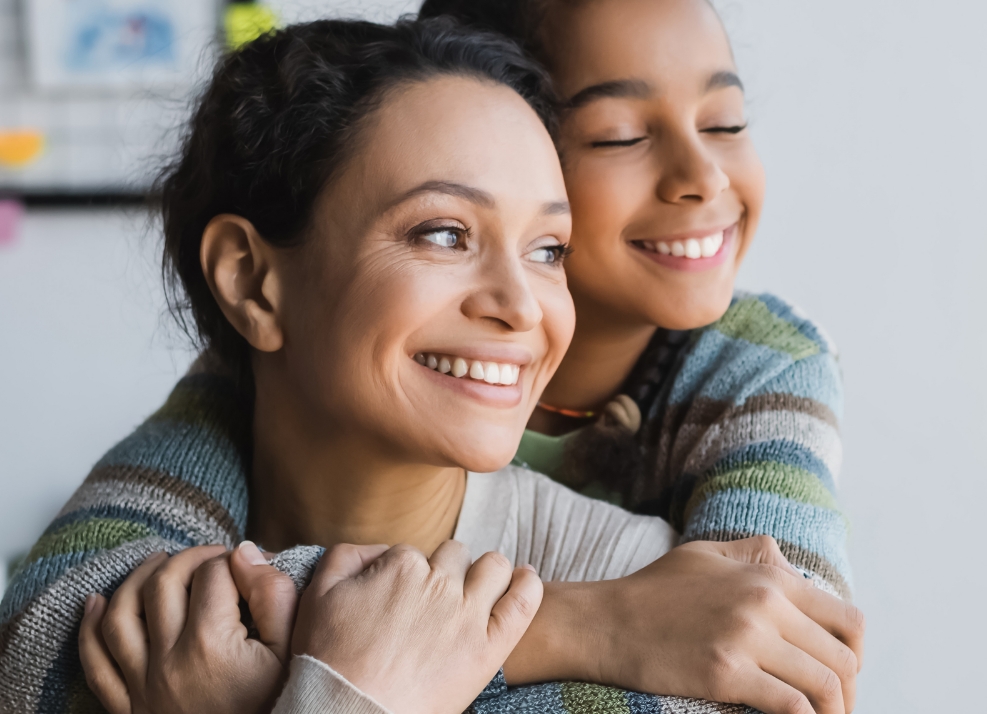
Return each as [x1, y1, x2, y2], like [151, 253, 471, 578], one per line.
[0, 130, 45, 168]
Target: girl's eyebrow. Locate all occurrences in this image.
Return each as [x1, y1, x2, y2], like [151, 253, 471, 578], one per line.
[564, 79, 653, 110]
[706, 70, 744, 93]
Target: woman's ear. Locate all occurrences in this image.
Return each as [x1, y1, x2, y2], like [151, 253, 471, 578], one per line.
[200, 215, 285, 353]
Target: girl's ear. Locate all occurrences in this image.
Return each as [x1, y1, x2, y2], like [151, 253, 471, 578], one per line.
[200, 215, 285, 353]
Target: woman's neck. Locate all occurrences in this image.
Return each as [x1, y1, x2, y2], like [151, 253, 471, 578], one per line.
[247, 380, 466, 555]
[534, 299, 655, 422]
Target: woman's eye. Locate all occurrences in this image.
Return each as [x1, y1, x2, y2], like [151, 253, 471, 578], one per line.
[422, 228, 461, 248]
[529, 245, 570, 264]
[590, 137, 647, 149]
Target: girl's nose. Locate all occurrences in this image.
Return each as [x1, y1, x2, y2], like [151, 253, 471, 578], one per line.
[654, 130, 731, 204]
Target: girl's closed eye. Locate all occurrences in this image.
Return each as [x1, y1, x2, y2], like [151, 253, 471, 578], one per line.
[700, 122, 748, 135]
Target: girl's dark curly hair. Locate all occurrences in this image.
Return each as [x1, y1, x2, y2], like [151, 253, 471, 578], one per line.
[159, 16, 556, 387]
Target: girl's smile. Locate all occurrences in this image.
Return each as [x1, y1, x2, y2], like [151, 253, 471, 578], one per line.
[629, 222, 739, 273]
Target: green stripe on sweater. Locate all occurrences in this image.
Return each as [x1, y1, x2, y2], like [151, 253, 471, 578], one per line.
[560, 683, 630, 713]
[685, 462, 841, 519]
[26, 519, 156, 562]
[714, 297, 820, 360]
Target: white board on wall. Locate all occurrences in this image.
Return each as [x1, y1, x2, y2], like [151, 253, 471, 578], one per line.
[25, 0, 218, 91]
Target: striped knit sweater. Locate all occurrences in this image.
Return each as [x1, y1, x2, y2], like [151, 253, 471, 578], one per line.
[0, 291, 847, 713]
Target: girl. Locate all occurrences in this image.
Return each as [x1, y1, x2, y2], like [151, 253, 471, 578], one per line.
[418, 0, 860, 696]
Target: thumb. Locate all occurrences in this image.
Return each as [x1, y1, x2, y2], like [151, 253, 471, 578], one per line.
[309, 543, 391, 596]
[487, 565, 543, 650]
[230, 541, 299, 664]
[712, 535, 802, 576]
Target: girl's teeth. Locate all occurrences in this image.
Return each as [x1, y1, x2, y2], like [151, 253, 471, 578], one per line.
[643, 232, 724, 260]
[417, 353, 520, 386]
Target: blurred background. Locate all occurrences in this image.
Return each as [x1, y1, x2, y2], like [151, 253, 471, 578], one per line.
[0, 0, 983, 710]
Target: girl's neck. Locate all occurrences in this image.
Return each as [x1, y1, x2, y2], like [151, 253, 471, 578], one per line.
[535, 300, 656, 419]
[247, 381, 466, 555]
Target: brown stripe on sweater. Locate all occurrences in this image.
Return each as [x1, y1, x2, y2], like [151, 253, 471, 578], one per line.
[691, 529, 851, 601]
[75, 464, 241, 541]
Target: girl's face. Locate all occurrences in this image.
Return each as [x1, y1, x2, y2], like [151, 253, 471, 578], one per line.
[548, 0, 766, 330]
[273, 76, 574, 472]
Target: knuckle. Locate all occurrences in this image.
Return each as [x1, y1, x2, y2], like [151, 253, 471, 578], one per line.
[836, 643, 858, 680]
[704, 647, 745, 700]
[845, 602, 867, 636]
[818, 668, 843, 703]
[482, 551, 512, 571]
[781, 691, 813, 714]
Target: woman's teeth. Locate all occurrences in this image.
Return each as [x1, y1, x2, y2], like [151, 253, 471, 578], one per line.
[414, 353, 520, 386]
[636, 231, 724, 259]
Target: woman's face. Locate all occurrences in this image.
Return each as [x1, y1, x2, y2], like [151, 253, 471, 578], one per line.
[273, 76, 574, 472]
[548, 0, 766, 330]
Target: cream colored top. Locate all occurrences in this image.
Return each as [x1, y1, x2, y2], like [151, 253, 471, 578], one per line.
[274, 465, 679, 713]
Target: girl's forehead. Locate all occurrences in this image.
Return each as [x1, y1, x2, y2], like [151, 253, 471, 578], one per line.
[547, 0, 735, 96]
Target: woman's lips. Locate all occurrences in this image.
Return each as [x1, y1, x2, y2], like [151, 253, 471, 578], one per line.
[630, 223, 738, 273]
[412, 350, 525, 408]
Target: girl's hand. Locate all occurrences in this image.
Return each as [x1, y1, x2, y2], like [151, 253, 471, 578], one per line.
[78, 542, 299, 714]
[508, 536, 865, 714]
[292, 540, 544, 714]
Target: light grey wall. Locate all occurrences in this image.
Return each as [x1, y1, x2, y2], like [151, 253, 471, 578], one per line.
[1, 0, 984, 710]
[719, 1, 987, 709]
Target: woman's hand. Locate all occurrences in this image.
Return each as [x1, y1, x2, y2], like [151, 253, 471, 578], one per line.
[78, 542, 299, 714]
[292, 540, 544, 714]
[506, 536, 865, 714]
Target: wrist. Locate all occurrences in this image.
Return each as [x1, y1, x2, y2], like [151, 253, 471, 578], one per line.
[502, 580, 610, 686]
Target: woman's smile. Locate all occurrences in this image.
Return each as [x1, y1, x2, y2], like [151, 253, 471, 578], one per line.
[412, 345, 531, 408]
[629, 222, 739, 273]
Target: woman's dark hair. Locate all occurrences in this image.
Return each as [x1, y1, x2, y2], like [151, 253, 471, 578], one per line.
[160, 16, 556, 386]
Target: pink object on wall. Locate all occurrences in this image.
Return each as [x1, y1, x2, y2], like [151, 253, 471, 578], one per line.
[0, 199, 24, 247]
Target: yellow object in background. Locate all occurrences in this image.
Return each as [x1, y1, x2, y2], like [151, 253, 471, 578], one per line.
[0, 130, 45, 168]
[225, 2, 280, 50]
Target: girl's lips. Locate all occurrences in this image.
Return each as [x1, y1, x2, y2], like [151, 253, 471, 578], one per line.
[629, 223, 738, 273]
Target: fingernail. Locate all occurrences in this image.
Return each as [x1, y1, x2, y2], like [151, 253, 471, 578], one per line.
[238, 540, 267, 565]
[84, 594, 97, 615]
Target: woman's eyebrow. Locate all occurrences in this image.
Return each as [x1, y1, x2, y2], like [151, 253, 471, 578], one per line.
[705, 70, 744, 93]
[392, 180, 496, 209]
[564, 79, 653, 110]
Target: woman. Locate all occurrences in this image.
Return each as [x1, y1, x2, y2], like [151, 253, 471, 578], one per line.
[0, 14, 862, 714]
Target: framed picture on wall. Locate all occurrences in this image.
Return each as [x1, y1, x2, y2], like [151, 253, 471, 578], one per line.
[25, 0, 218, 91]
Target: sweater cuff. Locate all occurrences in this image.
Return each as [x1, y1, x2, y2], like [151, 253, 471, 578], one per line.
[272, 655, 392, 714]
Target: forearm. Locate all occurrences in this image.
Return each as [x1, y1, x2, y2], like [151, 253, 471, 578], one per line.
[502, 580, 605, 686]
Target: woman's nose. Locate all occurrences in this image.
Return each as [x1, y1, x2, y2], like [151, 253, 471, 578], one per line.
[654, 130, 730, 204]
[460, 251, 542, 332]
